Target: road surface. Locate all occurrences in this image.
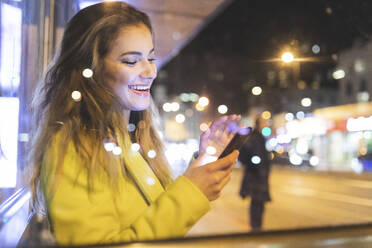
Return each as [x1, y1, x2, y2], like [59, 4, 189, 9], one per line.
[188, 165, 372, 236]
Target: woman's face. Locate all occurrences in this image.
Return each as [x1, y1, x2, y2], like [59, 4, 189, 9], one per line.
[104, 23, 157, 112]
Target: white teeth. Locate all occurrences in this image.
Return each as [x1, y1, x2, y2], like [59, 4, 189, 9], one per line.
[129, 85, 150, 91]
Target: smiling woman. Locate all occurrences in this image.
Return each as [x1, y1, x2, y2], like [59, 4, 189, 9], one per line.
[103, 24, 157, 112]
[27, 1, 240, 246]
[2, 0, 372, 247]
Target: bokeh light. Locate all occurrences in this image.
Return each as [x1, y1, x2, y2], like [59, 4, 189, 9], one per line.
[252, 86, 262, 95]
[251, 155, 261, 164]
[261, 127, 271, 137]
[218, 105, 228, 114]
[200, 122, 209, 132]
[175, 114, 185, 123]
[127, 123, 136, 132]
[268, 138, 277, 148]
[148, 150, 157, 158]
[131, 143, 140, 152]
[71, 90, 82, 102]
[206, 146, 217, 155]
[198, 97, 209, 107]
[195, 103, 205, 111]
[112, 146, 122, 155]
[180, 93, 189, 102]
[285, 112, 294, 121]
[332, 69, 345, 80]
[310, 156, 320, 166]
[289, 154, 303, 165]
[312, 44, 320, 54]
[301, 97, 312, 107]
[82, 68, 93, 78]
[170, 102, 180, 112]
[296, 111, 305, 120]
[261, 111, 271, 120]
[189, 93, 199, 102]
[162, 102, 172, 112]
[104, 142, 115, 152]
[146, 177, 155, 186]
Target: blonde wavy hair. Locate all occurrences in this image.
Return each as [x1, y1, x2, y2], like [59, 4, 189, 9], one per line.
[30, 2, 172, 212]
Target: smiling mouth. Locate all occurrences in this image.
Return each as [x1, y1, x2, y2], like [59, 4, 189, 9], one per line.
[128, 84, 151, 95]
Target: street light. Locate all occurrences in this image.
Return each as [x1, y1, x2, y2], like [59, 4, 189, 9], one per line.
[281, 52, 294, 63]
[281, 51, 300, 83]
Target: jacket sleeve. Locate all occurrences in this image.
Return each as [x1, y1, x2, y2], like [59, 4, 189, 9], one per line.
[41, 142, 210, 245]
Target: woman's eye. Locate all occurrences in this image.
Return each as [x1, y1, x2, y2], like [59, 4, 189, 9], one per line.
[122, 60, 137, 66]
[148, 58, 156, 63]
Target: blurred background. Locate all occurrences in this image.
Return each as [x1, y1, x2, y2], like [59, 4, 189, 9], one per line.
[0, 0, 372, 246]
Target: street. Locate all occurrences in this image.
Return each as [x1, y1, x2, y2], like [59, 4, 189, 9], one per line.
[188, 165, 372, 236]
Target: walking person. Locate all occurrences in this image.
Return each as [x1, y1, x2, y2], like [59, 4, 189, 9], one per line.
[238, 116, 271, 231]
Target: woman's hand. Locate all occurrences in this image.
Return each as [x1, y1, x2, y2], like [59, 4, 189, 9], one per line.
[199, 115, 241, 159]
[183, 150, 239, 201]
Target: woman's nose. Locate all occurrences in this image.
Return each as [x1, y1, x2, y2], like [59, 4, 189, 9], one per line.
[140, 60, 157, 79]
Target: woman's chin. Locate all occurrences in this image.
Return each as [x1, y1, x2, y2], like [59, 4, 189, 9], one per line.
[128, 102, 150, 111]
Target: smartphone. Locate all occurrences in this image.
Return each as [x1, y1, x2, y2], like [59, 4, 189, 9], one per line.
[218, 127, 252, 159]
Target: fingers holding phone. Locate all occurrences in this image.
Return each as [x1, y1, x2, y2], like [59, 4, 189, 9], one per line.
[184, 150, 239, 201]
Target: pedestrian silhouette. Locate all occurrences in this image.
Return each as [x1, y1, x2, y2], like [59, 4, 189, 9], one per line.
[238, 116, 271, 231]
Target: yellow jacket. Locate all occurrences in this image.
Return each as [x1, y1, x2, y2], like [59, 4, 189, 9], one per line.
[40, 137, 210, 245]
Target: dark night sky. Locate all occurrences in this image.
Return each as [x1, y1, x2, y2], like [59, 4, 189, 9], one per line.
[157, 0, 372, 114]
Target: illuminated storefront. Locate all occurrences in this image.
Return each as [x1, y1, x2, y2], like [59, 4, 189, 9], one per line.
[271, 102, 372, 172]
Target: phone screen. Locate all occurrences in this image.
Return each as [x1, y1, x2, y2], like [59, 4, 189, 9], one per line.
[218, 127, 252, 159]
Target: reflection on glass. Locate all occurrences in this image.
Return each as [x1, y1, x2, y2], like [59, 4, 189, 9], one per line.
[0, 0, 372, 247]
[0, 3, 21, 95]
[0, 97, 19, 188]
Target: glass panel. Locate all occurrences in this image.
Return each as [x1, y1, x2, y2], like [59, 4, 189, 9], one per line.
[1, 0, 372, 246]
[0, 3, 22, 95]
[0, 97, 19, 188]
[0, 1, 23, 203]
[0, 2, 22, 190]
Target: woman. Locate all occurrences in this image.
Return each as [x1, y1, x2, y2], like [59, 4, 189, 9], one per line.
[29, 1, 240, 245]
